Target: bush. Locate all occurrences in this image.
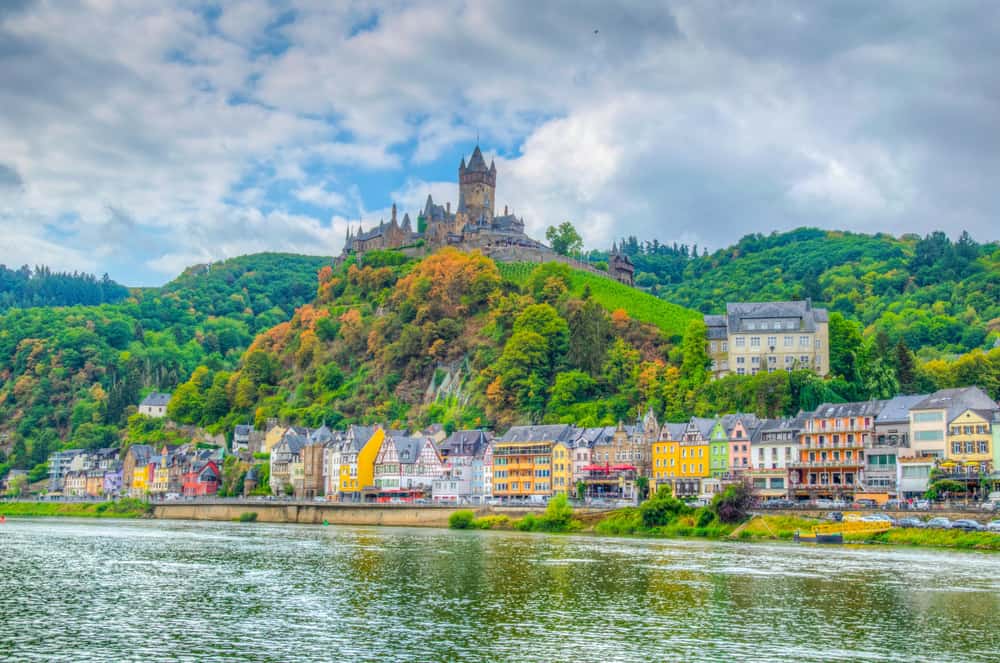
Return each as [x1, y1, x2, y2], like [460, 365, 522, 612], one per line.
[449, 510, 476, 529]
[696, 508, 715, 528]
[639, 485, 691, 528]
[594, 509, 642, 536]
[472, 514, 510, 530]
[238, 512, 258, 523]
[514, 494, 582, 533]
[710, 484, 752, 524]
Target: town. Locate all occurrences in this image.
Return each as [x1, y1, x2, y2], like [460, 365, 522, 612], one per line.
[26, 381, 997, 509]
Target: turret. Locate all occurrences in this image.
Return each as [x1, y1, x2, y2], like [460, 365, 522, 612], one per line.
[390, 203, 398, 227]
[401, 213, 412, 233]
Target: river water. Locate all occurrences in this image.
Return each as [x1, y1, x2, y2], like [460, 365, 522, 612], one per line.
[1, 518, 998, 662]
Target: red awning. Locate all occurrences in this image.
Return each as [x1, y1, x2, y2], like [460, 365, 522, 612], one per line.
[581, 464, 609, 472]
[610, 465, 637, 472]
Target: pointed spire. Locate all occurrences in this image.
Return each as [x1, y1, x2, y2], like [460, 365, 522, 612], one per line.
[489, 159, 496, 172]
[402, 212, 412, 232]
[391, 203, 397, 225]
[611, 240, 618, 254]
[459, 156, 466, 171]
[467, 145, 487, 171]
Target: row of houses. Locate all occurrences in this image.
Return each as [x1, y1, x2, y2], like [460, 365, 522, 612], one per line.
[252, 386, 998, 503]
[47, 444, 224, 498]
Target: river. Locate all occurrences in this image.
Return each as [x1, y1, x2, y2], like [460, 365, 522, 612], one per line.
[1, 518, 998, 661]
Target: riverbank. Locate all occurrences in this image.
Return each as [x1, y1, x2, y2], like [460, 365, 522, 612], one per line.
[0, 499, 151, 519]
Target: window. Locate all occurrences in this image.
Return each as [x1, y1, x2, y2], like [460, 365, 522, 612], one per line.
[710, 342, 717, 353]
[913, 412, 943, 423]
[721, 342, 728, 352]
[914, 430, 943, 441]
[815, 339, 821, 349]
[737, 368, 745, 375]
[735, 336, 746, 348]
[750, 336, 761, 348]
[965, 441, 974, 454]
[751, 356, 760, 366]
[800, 355, 809, 365]
[785, 356, 794, 365]
[767, 336, 777, 348]
[952, 442, 962, 454]
[736, 356, 746, 365]
[800, 336, 809, 347]
[978, 441, 989, 454]
[784, 335, 793, 347]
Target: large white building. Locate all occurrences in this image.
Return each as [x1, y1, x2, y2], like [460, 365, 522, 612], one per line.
[705, 301, 829, 379]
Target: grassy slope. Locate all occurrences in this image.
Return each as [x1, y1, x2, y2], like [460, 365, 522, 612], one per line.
[497, 261, 699, 338]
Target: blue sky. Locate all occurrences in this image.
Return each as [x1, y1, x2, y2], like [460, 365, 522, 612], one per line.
[1, 1, 999, 285]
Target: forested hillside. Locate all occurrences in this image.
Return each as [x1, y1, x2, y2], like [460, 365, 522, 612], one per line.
[160, 248, 997, 445]
[0, 265, 129, 311]
[0, 253, 329, 472]
[604, 228, 1000, 357]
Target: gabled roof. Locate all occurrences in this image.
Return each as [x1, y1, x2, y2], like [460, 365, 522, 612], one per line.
[911, 387, 996, 422]
[498, 424, 576, 443]
[140, 392, 172, 407]
[724, 300, 828, 333]
[234, 424, 253, 435]
[809, 400, 887, 419]
[439, 430, 492, 457]
[687, 417, 716, 439]
[876, 394, 929, 424]
[660, 423, 688, 441]
[389, 435, 433, 464]
[309, 425, 334, 444]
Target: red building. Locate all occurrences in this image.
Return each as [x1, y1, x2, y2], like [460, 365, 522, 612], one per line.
[182, 461, 221, 497]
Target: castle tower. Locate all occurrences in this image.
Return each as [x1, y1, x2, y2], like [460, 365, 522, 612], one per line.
[457, 145, 496, 223]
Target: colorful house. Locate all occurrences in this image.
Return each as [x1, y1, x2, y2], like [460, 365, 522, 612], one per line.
[492, 425, 575, 500]
[708, 419, 729, 478]
[372, 434, 445, 499]
[331, 425, 386, 501]
[182, 461, 221, 496]
[792, 400, 886, 500]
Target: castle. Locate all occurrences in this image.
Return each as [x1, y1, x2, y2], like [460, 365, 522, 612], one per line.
[340, 146, 635, 287]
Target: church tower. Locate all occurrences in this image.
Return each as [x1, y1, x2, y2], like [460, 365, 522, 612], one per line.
[457, 145, 496, 223]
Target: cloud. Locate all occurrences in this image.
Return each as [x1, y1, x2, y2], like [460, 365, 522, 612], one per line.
[0, 0, 997, 285]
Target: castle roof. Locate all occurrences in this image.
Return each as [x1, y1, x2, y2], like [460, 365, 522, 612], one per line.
[466, 145, 488, 172]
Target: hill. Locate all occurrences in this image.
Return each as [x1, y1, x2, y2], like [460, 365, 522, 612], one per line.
[0, 253, 329, 468]
[611, 227, 1000, 357]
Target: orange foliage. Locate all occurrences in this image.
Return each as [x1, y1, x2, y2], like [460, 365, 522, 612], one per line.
[392, 248, 500, 319]
[248, 321, 293, 354]
[611, 309, 630, 325]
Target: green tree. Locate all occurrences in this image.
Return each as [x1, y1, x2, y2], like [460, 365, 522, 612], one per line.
[167, 381, 204, 424]
[680, 319, 710, 388]
[828, 312, 863, 382]
[545, 222, 583, 256]
[566, 299, 611, 375]
[895, 339, 918, 394]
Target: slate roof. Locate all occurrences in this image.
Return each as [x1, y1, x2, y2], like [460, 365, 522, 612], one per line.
[391, 436, 428, 464]
[752, 416, 805, 442]
[808, 400, 888, 420]
[688, 417, 716, 439]
[465, 145, 489, 172]
[718, 300, 828, 333]
[234, 424, 253, 436]
[309, 425, 334, 444]
[140, 392, 172, 407]
[911, 387, 997, 423]
[660, 423, 688, 441]
[438, 430, 492, 457]
[498, 424, 576, 443]
[875, 394, 929, 424]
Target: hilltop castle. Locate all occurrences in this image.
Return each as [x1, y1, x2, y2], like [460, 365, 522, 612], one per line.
[340, 146, 635, 287]
[342, 145, 546, 256]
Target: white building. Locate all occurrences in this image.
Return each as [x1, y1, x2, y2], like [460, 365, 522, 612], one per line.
[373, 434, 445, 496]
[138, 392, 172, 418]
[432, 430, 492, 503]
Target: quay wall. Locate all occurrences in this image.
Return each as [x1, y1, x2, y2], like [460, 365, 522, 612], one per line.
[151, 502, 609, 527]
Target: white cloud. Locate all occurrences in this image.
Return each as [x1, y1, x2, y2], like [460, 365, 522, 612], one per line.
[0, 0, 997, 285]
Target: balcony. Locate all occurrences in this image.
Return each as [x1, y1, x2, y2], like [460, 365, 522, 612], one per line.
[790, 459, 864, 469]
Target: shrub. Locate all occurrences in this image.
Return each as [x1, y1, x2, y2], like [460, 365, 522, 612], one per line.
[639, 485, 691, 528]
[473, 514, 510, 529]
[515, 494, 582, 533]
[595, 509, 642, 536]
[449, 510, 476, 529]
[696, 508, 715, 528]
[238, 512, 258, 523]
[710, 484, 752, 524]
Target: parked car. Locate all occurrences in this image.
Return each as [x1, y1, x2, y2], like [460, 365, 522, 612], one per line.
[951, 519, 985, 532]
[884, 499, 904, 510]
[824, 511, 844, 522]
[764, 499, 796, 508]
[897, 517, 925, 528]
[980, 502, 996, 512]
[862, 514, 895, 524]
[914, 500, 931, 510]
[926, 517, 952, 529]
[986, 520, 1000, 533]
[814, 499, 834, 508]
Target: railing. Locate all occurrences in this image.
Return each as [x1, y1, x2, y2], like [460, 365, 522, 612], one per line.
[789, 460, 863, 469]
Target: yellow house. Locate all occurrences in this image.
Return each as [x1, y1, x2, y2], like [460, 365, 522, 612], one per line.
[131, 466, 148, 495]
[493, 425, 575, 499]
[650, 422, 710, 497]
[337, 426, 385, 499]
[262, 425, 288, 454]
[552, 441, 574, 495]
[946, 409, 993, 472]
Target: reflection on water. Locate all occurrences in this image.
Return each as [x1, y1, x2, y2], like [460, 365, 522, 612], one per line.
[1, 518, 998, 661]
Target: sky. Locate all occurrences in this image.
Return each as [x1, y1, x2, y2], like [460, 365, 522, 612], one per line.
[1, 1, 998, 286]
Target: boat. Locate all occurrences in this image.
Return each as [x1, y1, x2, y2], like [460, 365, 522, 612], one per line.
[794, 530, 844, 544]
